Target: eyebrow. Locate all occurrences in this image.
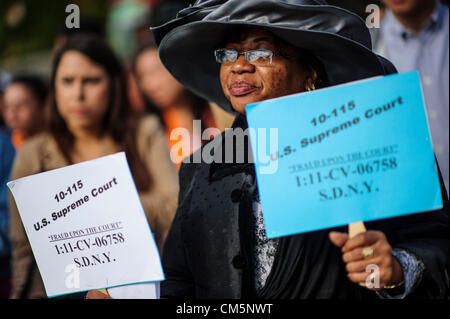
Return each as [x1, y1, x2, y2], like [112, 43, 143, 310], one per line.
[226, 35, 274, 44]
[251, 36, 273, 43]
[226, 36, 274, 48]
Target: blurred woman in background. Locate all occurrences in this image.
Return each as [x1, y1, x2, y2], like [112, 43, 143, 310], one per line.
[131, 43, 220, 168]
[2, 75, 47, 148]
[8, 34, 178, 299]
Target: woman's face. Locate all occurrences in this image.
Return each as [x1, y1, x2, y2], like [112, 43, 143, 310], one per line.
[3, 83, 42, 136]
[134, 48, 185, 109]
[220, 29, 308, 114]
[54, 50, 110, 133]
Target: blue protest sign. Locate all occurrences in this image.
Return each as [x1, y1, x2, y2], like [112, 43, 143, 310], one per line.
[246, 71, 443, 239]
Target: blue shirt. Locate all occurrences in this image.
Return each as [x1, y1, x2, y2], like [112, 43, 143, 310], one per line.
[0, 132, 15, 257]
[373, 1, 449, 196]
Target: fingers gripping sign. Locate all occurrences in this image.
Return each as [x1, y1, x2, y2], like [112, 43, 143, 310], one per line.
[86, 289, 111, 299]
[329, 222, 404, 291]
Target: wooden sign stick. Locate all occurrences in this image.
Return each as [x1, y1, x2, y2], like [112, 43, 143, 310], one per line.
[348, 221, 366, 239]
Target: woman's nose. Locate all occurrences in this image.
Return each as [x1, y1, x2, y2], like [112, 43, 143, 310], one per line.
[231, 54, 255, 74]
[75, 82, 85, 101]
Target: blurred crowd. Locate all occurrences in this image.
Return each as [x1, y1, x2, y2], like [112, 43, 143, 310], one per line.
[0, 0, 448, 299]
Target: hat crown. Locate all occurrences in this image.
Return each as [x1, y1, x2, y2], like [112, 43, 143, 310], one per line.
[180, 0, 329, 18]
[177, 0, 225, 18]
[199, 0, 370, 50]
[191, 0, 328, 6]
[162, 0, 369, 50]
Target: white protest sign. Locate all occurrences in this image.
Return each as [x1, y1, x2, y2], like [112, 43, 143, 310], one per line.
[107, 282, 160, 299]
[7, 152, 164, 297]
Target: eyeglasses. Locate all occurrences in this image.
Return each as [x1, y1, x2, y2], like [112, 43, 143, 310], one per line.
[214, 48, 294, 65]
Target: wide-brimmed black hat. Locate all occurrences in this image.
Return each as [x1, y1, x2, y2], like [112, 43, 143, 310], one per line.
[152, 0, 396, 113]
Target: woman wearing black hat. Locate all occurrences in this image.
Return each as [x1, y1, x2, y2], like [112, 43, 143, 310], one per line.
[89, 0, 448, 299]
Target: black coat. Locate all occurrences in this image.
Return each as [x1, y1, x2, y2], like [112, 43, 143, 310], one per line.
[161, 115, 449, 299]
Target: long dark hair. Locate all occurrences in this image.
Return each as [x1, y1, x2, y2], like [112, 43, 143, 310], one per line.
[49, 33, 151, 191]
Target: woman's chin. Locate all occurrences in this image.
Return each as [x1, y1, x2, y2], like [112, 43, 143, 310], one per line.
[67, 120, 100, 133]
[230, 95, 263, 114]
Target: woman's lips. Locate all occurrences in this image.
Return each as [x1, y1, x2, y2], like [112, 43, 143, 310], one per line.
[72, 108, 89, 116]
[229, 81, 259, 97]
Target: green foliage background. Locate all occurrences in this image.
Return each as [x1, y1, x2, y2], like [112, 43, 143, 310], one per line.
[0, 0, 108, 72]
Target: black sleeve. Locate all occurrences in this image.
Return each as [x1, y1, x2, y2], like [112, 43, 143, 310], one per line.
[160, 161, 197, 298]
[369, 161, 449, 298]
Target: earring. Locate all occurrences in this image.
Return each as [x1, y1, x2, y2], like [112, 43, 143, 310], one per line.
[306, 81, 316, 91]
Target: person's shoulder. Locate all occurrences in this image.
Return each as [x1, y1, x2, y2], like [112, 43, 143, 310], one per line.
[136, 114, 164, 137]
[14, 132, 57, 168]
[18, 132, 52, 154]
[10, 133, 54, 179]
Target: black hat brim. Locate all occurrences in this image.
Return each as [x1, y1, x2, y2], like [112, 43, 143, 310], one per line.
[159, 21, 392, 113]
[155, 0, 396, 113]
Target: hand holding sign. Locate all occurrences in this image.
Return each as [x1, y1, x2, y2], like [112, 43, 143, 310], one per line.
[87, 289, 111, 299]
[329, 227, 404, 291]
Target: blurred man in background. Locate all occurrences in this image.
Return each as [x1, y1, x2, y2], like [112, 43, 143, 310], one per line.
[373, 0, 449, 196]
